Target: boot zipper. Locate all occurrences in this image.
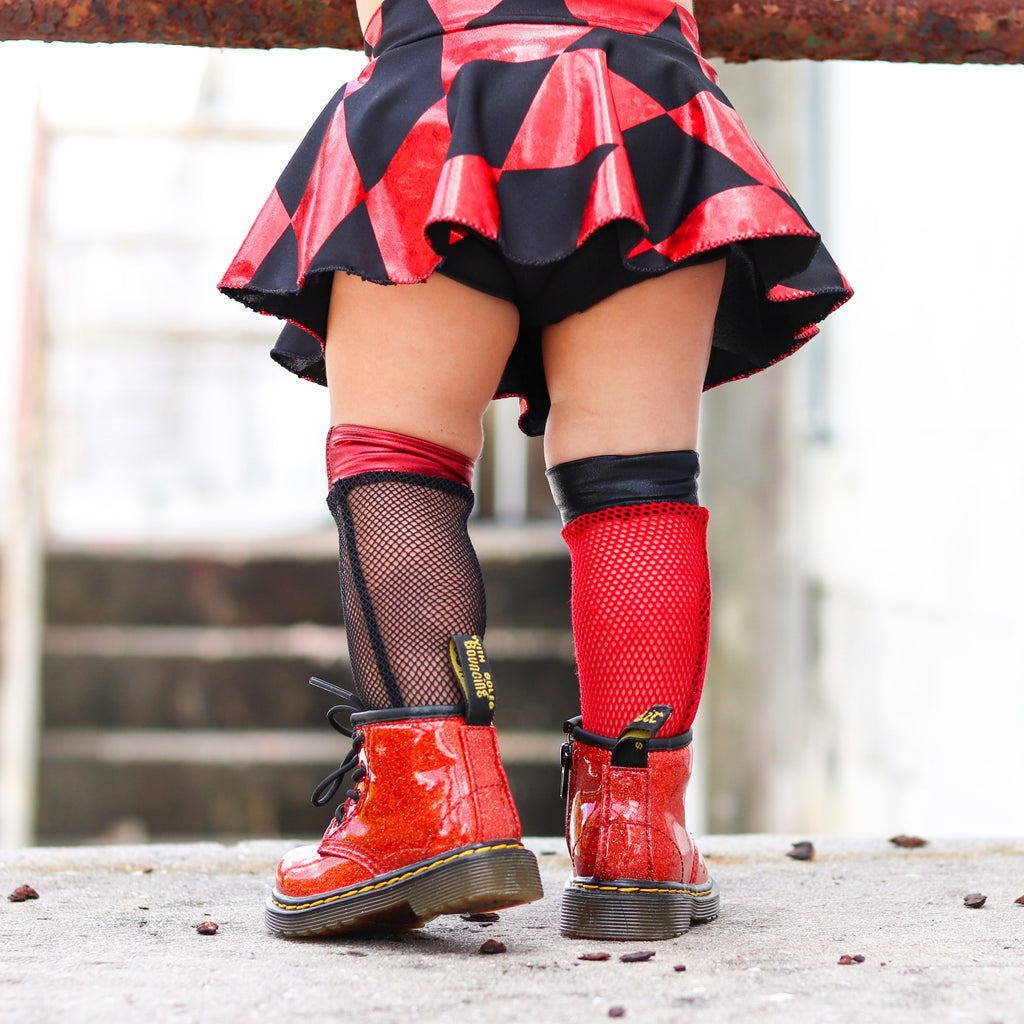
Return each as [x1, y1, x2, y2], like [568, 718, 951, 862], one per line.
[560, 736, 573, 800]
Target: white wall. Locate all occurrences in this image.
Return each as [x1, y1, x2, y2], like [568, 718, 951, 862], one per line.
[1, 41, 369, 543]
[804, 60, 1024, 835]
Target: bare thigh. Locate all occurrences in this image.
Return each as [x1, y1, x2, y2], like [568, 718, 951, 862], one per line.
[541, 260, 727, 467]
[325, 271, 521, 461]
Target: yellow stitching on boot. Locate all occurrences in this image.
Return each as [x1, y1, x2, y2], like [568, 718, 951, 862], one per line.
[272, 843, 527, 911]
[569, 880, 715, 897]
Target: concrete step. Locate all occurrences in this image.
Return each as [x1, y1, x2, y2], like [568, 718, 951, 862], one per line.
[42, 625, 577, 729]
[37, 729, 564, 841]
[37, 535, 576, 842]
[44, 531, 570, 628]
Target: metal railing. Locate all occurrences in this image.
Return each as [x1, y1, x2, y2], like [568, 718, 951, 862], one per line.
[2, 0, 1022, 62]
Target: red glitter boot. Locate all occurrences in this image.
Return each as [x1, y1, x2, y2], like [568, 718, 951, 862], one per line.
[267, 636, 542, 937]
[560, 706, 719, 940]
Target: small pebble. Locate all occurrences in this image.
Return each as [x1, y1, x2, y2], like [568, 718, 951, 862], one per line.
[837, 955, 855, 965]
[889, 834, 928, 848]
[461, 912, 500, 922]
[619, 950, 656, 963]
[608, 1007, 626, 1018]
[1014, 895, 1024, 905]
[578, 952, 611, 961]
[478, 939, 506, 954]
[673, 964, 687, 972]
[787, 841, 815, 861]
[963, 893, 987, 908]
[8, 885, 40, 902]
[196, 921, 219, 935]
[852, 954, 866, 963]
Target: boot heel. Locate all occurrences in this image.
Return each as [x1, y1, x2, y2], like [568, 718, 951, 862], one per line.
[408, 843, 544, 919]
[561, 714, 719, 941]
[560, 878, 720, 941]
[268, 841, 543, 937]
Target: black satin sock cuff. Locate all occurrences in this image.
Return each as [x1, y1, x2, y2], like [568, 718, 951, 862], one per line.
[546, 450, 700, 525]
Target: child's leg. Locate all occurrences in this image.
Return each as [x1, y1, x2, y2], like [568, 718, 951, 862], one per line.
[543, 261, 726, 940]
[322, 271, 519, 710]
[543, 261, 725, 737]
[267, 272, 542, 939]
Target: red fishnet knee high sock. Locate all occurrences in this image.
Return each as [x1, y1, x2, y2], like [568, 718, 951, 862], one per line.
[562, 502, 710, 738]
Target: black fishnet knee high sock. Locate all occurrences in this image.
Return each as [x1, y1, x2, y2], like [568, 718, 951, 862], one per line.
[327, 471, 485, 710]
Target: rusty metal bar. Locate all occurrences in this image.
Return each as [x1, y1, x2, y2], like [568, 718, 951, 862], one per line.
[0, 1, 364, 50]
[700, 1, 1024, 63]
[1, 0, 1023, 62]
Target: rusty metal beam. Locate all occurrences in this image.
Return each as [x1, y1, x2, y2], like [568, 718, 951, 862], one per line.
[1, 0, 1022, 63]
[0, 1, 364, 50]
[700, 1, 1024, 63]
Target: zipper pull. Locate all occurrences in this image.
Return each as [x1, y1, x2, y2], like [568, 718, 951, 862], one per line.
[559, 738, 573, 800]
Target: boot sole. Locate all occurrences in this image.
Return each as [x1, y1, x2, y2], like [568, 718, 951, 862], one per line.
[266, 841, 544, 938]
[560, 875, 720, 941]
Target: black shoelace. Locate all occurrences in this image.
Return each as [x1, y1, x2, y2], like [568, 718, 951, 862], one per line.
[308, 677, 367, 824]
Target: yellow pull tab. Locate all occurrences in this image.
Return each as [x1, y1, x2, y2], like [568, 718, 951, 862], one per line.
[611, 704, 673, 767]
[449, 634, 496, 726]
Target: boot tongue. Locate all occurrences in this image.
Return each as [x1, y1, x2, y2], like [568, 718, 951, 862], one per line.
[449, 634, 496, 726]
[610, 705, 673, 767]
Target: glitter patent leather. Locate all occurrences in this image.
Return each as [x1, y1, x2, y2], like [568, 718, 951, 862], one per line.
[566, 735, 709, 886]
[276, 715, 522, 899]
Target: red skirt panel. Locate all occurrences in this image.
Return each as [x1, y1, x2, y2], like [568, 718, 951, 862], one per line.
[219, 0, 852, 436]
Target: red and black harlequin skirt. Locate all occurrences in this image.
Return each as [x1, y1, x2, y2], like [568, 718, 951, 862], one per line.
[219, 0, 852, 436]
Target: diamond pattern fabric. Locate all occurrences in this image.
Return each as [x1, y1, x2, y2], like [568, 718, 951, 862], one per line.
[219, 0, 852, 435]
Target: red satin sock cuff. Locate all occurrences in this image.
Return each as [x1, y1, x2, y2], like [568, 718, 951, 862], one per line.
[326, 424, 475, 490]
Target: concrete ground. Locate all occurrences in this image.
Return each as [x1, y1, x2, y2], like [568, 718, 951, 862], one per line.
[2, 835, 1023, 1024]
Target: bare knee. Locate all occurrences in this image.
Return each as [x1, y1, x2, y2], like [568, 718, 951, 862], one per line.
[542, 262, 725, 467]
[325, 271, 520, 460]
[544, 395, 700, 467]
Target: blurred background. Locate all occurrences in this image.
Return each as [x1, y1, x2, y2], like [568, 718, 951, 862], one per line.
[0, 38, 1021, 846]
